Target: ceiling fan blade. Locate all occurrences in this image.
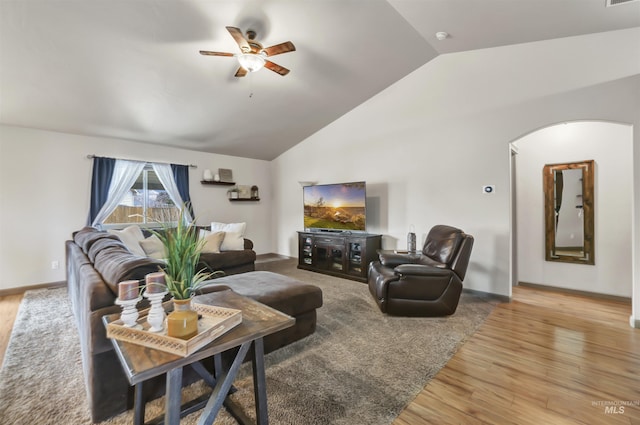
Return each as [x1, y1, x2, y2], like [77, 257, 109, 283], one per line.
[226, 26, 250, 53]
[264, 60, 290, 76]
[199, 50, 234, 57]
[234, 67, 248, 78]
[262, 41, 296, 57]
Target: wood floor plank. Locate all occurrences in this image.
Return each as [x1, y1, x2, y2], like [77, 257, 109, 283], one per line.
[393, 286, 640, 425]
[0, 293, 22, 368]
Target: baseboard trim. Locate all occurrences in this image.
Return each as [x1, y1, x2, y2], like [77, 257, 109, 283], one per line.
[0, 281, 66, 297]
[518, 281, 631, 304]
[255, 253, 293, 263]
[462, 287, 510, 303]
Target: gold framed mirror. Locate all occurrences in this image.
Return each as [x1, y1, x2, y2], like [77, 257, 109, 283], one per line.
[543, 160, 594, 264]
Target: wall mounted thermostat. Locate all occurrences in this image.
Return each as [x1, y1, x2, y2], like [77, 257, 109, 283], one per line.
[482, 185, 495, 194]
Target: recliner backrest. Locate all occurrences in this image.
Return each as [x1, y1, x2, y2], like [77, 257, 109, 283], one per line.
[449, 234, 473, 281]
[422, 225, 474, 281]
[422, 225, 464, 265]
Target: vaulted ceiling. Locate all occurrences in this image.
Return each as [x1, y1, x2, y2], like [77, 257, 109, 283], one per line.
[1, 0, 639, 160]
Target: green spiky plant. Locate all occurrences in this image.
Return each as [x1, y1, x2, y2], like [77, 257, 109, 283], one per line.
[152, 205, 220, 300]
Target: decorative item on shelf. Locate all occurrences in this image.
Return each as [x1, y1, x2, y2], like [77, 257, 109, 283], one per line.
[218, 168, 233, 183]
[143, 272, 168, 333]
[251, 185, 259, 199]
[238, 185, 251, 199]
[203, 169, 214, 181]
[116, 280, 142, 328]
[213, 173, 220, 182]
[152, 204, 223, 339]
[227, 187, 239, 199]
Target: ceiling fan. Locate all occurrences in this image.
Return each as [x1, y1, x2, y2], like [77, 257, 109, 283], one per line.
[200, 26, 296, 77]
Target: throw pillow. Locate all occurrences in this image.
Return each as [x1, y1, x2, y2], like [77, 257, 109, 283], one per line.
[108, 225, 146, 257]
[139, 234, 166, 259]
[220, 231, 245, 251]
[210, 221, 246, 236]
[200, 231, 225, 253]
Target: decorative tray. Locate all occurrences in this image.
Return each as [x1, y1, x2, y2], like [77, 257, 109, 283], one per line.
[106, 302, 242, 357]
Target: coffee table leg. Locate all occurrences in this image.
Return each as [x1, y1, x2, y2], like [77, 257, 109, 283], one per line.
[165, 367, 183, 425]
[252, 338, 268, 425]
[197, 341, 252, 425]
[134, 382, 145, 425]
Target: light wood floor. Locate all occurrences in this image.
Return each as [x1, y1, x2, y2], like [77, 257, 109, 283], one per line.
[1, 286, 638, 424]
[0, 293, 22, 368]
[394, 286, 640, 425]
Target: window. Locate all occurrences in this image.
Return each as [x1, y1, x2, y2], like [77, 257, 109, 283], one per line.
[103, 165, 179, 226]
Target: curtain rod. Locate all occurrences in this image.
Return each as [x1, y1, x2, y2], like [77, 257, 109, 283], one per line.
[86, 154, 197, 169]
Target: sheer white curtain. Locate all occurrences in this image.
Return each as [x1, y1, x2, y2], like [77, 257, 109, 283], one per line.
[92, 160, 146, 227]
[152, 163, 192, 223]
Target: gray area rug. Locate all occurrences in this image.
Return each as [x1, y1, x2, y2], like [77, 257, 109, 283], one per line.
[0, 258, 498, 424]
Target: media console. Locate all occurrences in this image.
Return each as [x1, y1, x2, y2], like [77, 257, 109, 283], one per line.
[297, 231, 382, 282]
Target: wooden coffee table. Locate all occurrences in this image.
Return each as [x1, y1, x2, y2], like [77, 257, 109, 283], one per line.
[103, 289, 295, 425]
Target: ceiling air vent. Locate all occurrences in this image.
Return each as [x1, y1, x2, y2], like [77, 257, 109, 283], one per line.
[606, 0, 639, 7]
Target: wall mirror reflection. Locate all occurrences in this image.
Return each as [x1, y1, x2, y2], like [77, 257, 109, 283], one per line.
[543, 160, 594, 265]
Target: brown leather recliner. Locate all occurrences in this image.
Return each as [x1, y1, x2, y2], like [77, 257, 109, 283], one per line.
[368, 225, 474, 316]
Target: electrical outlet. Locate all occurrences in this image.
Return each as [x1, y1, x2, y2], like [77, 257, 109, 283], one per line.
[51, 260, 59, 270]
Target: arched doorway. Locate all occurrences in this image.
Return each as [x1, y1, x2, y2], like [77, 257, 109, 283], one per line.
[509, 121, 633, 303]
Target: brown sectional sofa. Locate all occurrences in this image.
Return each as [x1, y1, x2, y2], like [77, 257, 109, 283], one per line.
[66, 226, 322, 422]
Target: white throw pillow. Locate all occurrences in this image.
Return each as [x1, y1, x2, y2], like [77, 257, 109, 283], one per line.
[108, 225, 146, 256]
[220, 231, 245, 251]
[200, 230, 225, 254]
[210, 221, 246, 237]
[139, 234, 166, 259]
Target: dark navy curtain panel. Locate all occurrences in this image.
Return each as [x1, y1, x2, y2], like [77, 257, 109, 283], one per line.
[171, 164, 194, 217]
[88, 156, 116, 226]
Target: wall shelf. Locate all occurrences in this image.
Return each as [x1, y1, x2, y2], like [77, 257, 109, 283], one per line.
[229, 198, 260, 202]
[201, 180, 235, 186]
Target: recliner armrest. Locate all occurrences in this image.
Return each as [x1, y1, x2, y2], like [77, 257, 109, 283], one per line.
[379, 252, 421, 268]
[394, 264, 452, 277]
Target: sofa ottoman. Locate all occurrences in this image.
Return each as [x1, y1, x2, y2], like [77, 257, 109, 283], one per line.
[195, 271, 324, 354]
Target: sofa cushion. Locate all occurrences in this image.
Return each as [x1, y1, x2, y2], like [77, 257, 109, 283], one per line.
[86, 237, 128, 264]
[139, 234, 166, 259]
[210, 222, 246, 236]
[198, 230, 225, 254]
[74, 227, 120, 254]
[92, 245, 165, 295]
[220, 232, 244, 251]
[108, 225, 146, 257]
[198, 249, 256, 272]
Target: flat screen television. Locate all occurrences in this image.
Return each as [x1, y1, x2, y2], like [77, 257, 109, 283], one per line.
[303, 181, 367, 232]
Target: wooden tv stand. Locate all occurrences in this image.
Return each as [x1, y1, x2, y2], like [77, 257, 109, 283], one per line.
[297, 231, 382, 282]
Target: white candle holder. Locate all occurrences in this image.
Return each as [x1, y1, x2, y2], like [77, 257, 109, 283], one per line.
[144, 291, 168, 332]
[115, 296, 143, 329]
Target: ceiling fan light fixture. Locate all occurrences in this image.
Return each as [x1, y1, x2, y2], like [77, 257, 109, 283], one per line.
[237, 53, 266, 72]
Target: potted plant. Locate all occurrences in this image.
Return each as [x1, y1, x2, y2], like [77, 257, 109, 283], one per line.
[152, 205, 219, 339]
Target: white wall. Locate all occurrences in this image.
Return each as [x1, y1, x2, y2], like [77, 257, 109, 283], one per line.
[0, 125, 273, 291]
[514, 122, 633, 297]
[272, 29, 640, 304]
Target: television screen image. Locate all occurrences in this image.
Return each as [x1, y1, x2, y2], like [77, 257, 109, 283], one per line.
[303, 181, 366, 232]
